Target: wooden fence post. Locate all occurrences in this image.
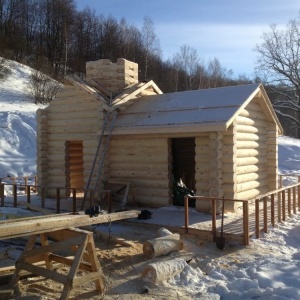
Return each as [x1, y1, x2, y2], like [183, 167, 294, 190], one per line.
[211, 199, 216, 240]
[26, 185, 31, 204]
[24, 177, 28, 195]
[263, 197, 268, 233]
[13, 184, 17, 207]
[282, 190, 286, 221]
[293, 187, 296, 214]
[243, 201, 249, 246]
[72, 189, 76, 214]
[288, 188, 291, 217]
[34, 176, 38, 193]
[255, 199, 260, 238]
[271, 194, 275, 227]
[278, 191, 282, 223]
[0, 183, 4, 207]
[184, 195, 189, 234]
[56, 188, 60, 214]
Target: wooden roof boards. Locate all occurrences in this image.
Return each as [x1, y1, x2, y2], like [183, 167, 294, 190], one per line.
[112, 83, 283, 135]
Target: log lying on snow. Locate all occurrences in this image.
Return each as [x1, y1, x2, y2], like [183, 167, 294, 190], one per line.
[143, 233, 183, 258]
[142, 258, 186, 284]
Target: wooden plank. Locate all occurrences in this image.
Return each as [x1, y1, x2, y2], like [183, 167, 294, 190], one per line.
[0, 210, 140, 240]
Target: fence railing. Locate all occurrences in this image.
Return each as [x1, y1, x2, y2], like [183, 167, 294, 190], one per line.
[0, 183, 112, 214]
[2, 174, 300, 245]
[185, 177, 300, 245]
[184, 195, 250, 245]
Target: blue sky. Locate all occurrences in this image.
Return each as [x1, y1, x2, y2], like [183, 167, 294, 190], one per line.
[76, 0, 299, 78]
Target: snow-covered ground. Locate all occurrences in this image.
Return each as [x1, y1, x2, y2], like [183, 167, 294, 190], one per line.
[0, 58, 38, 179]
[1, 57, 300, 299]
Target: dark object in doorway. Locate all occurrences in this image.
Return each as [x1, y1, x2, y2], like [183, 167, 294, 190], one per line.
[138, 210, 152, 220]
[173, 179, 195, 207]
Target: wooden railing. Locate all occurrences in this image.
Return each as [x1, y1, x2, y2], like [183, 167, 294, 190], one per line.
[185, 177, 300, 246]
[253, 181, 300, 239]
[184, 195, 250, 245]
[0, 183, 112, 214]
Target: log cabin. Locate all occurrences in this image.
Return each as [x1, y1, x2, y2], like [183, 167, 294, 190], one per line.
[36, 58, 283, 212]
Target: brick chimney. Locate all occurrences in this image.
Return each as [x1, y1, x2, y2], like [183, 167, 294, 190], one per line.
[86, 58, 138, 95]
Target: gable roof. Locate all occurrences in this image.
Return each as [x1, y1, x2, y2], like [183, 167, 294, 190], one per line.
[63, 75, 162, 111]
[112, 83, 283, 135]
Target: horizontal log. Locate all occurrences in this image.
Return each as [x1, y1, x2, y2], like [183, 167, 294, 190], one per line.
[108, 169, 168, 180]
[48, 101, 98, 113]
[236, 179, 267, 193]
[110, 138, 167, 148]
[46, 125, 98, 134]
[47, 133, 97, 141]
[143, 233, 183, 258]
[109, 147, 167, 156]
[109, 155, 168, 164]
[236, 186, 268, 200]
[108, 162, 167, 172]
[239, 107, 267, 120]
[236, 172, 268, 184]
[135, 195, 170, 207]
[236, 116, 267, 128]
[237, 148, 267, 158]
[236, 133, 267, 142]
[47, 118, 98, 127]
[222, 172, 236, 184]
[226, 164, 262, 175]
[236, 156, 267, 166]
[236, 141, 266, 149]
[195, 137, 210, 145]
[0, 210, 141, 240]
[133, 187, 169, 198]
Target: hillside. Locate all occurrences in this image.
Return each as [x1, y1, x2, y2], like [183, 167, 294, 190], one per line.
[0, 59, 43, 178]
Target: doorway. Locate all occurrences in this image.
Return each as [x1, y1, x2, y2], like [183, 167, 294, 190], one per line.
[171, 138, 196, 206]
[65, 141, 84, 196]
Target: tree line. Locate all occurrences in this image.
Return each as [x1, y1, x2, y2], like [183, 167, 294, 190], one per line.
[0, 0, 252, 93]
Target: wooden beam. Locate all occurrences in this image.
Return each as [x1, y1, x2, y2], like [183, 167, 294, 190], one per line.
[0, 210, 140, 240]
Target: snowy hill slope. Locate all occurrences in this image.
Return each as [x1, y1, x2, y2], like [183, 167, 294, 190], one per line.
[0, 58, 41, 178]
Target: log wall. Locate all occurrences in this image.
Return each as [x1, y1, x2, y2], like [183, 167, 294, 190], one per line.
[37, 85, 104, 197]
[234, 98, 274, 200]
[108, 136, 170, 207]
[194, 135, 210, 211]
[221, 122, 237, 211]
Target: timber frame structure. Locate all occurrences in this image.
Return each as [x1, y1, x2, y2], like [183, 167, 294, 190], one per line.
[36, 58, 283, 213]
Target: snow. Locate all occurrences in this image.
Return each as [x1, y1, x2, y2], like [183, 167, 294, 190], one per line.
[1, 58, 300, 299]
[0, 58, 40, 178]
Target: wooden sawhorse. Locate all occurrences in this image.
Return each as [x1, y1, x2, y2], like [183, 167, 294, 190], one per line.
[10, 228, 104, 300]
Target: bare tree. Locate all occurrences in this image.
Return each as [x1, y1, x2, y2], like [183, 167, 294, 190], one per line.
[255, 17, 300, 137]
[207, 57, 233, 88]
[29, 69, 62, 104]
[141, 16, 161, 80]
[174, 45, 199, 90]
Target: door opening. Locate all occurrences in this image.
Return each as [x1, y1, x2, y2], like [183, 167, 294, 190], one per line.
[171, 138, 196, 206]
[65, 141, 84, 197]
